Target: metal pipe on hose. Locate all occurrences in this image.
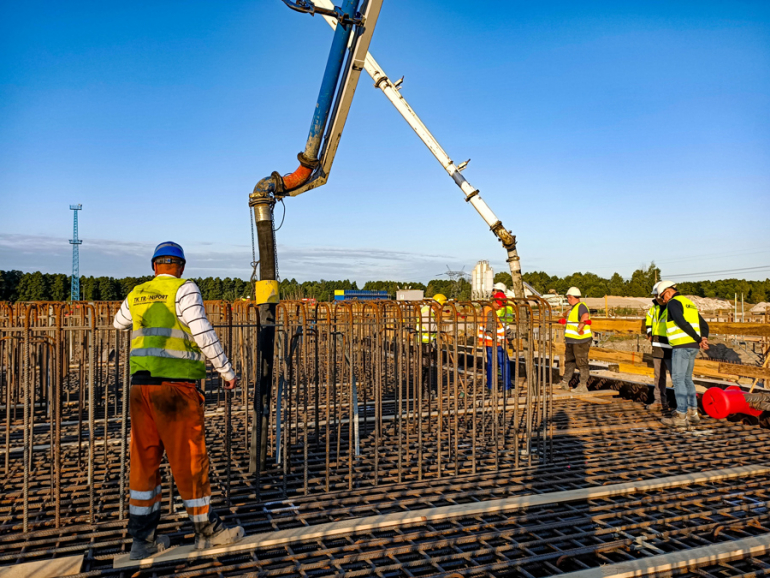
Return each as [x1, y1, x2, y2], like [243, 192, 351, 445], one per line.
[253, 0, 359, 196]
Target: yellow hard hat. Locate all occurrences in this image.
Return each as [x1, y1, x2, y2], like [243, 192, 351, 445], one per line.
[433, 293, 447, 305]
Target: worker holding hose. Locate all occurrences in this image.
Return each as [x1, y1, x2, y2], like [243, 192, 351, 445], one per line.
[113, 242, 245, 559]
[556, 287, 591, 393]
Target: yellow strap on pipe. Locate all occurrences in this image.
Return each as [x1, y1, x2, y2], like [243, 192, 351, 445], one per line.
[254, 281, 280, 305]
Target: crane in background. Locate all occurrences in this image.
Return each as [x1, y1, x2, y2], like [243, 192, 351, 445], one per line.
[248, 0, 527, 471]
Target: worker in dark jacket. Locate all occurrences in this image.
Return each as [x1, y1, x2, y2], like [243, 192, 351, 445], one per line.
[657, 280, 709, 428]
[644, 282, 672, 413]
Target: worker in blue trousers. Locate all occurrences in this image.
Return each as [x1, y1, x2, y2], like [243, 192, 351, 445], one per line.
[479, 292, 511, 390]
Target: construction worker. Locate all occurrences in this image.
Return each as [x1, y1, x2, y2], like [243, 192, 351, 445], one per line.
[419, 294, 446, 392]
[478, 291, 510, 390]
[657, 280, 710, 428]
[645, 282, 672, 413]
[556, 287, 591, 393]
[113, 242, 245, 559]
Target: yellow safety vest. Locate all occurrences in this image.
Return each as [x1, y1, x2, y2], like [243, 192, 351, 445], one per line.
[646, 304, 670, 349]
[127, 276, 206, 380]
[565, 301, 592, 342]
[478, 306, 505, 347]
[418, 305, 438, 344]
[666, 295, 700, 347]
[497, 305, 515, 325]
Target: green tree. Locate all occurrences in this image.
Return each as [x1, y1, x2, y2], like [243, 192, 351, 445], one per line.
[17, 272, 49, 301]
[98, 277, 119, 301]
[608, 273, 627, 296]
[625, 263, 660, 297]
[49, 274, 70, 301]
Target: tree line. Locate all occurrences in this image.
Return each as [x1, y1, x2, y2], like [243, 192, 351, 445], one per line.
[511, 263, 769, 303]
[1, 266, 768, 303]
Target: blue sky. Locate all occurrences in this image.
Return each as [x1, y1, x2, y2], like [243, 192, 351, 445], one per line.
[1, 1, 768, 283]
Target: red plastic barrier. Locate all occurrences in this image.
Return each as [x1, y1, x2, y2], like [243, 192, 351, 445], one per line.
[702, 386, 761, 420]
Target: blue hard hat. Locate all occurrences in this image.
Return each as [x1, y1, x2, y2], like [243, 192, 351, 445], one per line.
[151, 241, 186, 264]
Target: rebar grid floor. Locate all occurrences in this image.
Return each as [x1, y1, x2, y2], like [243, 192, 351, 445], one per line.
[3, 395, 770, 577]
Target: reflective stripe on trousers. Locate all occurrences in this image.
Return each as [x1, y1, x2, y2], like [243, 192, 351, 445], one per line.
[128, 382, 213, 539]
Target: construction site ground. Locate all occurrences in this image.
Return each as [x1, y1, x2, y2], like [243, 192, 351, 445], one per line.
[4, 381, 770, 578]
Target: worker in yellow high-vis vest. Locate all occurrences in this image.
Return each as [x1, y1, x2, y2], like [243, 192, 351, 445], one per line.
[556, 287, 591, 393]
[113, 242, 245, 560]
[657, 280, 710, 428]
[644, 282, 672, 413]
[418, 293, 447, 393]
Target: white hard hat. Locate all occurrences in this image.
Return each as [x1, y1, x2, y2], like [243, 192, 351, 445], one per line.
[566, 287, 581, 297]
[651, 281, 661, 296]
[493, 282, 507, 292]
[657, 280, 677, 294]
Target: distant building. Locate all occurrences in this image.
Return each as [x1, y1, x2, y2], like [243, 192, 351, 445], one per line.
[334, 290, 389, 301]
[396, 290, 424, 301]
[471, 261, 494, 300]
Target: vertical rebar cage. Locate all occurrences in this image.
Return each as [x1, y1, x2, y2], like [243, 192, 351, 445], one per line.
[0, 297, 553, 535]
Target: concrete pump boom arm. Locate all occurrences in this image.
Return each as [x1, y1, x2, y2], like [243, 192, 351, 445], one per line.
[313, 0, 525, 298]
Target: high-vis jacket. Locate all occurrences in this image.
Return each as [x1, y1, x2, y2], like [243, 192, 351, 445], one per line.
[665, 295, 701, 347]
[478, 306, 505, 347]
[115, 275, 235, 381]
[645, 303, 671, 350]
[565, 302, 592, 343]
[418, 305, 438, 344]
[497, 305, 515, 325]
[127, 276, 206, 380]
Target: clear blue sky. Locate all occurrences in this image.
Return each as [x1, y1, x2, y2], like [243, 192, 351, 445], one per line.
[1, 1, 768, 283]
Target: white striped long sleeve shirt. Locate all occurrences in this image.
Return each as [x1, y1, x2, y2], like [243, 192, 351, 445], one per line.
[113, 275, 236, 381]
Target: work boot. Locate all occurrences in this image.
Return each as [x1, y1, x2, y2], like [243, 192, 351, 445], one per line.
[573, 384, 589, 394]
[686, 408, 701, 425]
[554, 381, 570, 391]
[661, 411, 688, 429]
[646, 401, 663, 411]
[129, 535, 170, 560]
[195, 523, 245, 550]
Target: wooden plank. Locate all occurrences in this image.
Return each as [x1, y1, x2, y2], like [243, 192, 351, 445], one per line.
[576, 396, 614, 405]
[590, 319, 646, 334]
[0, 555, 83, 578]
[553, 318, 770, 338]
[554, 532, 770, 578]
[114, 465, 770, 570]
[711, 322, 770, 338]
[720, 362, 770, 381]
[617, 363, 654, 378]
[555, 390, 618, 399]
[559, 421, 662, 436]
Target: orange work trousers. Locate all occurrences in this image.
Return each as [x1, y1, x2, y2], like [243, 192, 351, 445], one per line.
[128, 382, 214, 541]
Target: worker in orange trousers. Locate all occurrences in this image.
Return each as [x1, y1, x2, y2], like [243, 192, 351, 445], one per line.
[114, 242, 244, 560]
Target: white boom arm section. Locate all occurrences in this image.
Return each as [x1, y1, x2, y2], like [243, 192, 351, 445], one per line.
[314, 0, 525, 298]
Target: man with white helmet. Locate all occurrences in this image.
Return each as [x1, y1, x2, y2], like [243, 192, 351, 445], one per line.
[644, 282, 672, 413]
[556, 287, 591, 393]
[656, 280, 710, 428]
